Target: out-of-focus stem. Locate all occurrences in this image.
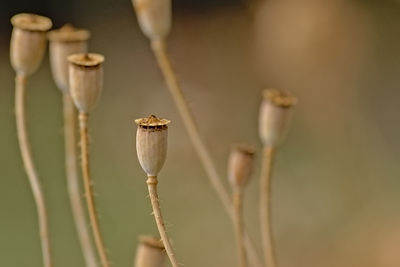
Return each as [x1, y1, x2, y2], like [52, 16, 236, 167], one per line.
[78, 112, 110, 267]
[150, 39, 263, 267]
[146, 176, 180, 267]
[15, 74, 53, 267]
[63, 94, 98, 267]
[233, 188, 247, 267]
[260, 146, 277, 267]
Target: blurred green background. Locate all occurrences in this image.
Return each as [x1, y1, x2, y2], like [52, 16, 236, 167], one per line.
[1, 0, 400, 266]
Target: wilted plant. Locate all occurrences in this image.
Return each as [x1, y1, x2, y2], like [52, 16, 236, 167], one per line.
[228, 145, 256, 267]
[47, 24, 98, 267]
[258, 89, 296, 267]
[135, 115, 180, 267]
[68, 53, 110, 267]
[10, 13, 53, 267]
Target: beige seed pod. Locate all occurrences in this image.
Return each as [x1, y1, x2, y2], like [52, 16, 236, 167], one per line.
[228, 145, 256, 189]
[68, 53, 104, 113]
[259, 89, 297, 147]
[48, 24, 90, 93]
[134, 235, 166, 267]
[135, 115, 170, 177]
[10, 13, 52, 76]
[132, 0, 172, 40]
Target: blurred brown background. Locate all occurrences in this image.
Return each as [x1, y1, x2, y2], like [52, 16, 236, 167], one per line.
[1, 0, 400, 266]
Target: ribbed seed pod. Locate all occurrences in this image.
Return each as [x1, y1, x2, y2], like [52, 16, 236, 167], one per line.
[135, 115, 170, 177]
[68, 53, 104, 113]
[228, 145, 256, 189]
[134, 236, 166, 267]
[10, 13, 52, 76]
[132, 0, 171, 40]
[259, 89, 297, 147]
[48, 24, 90, 93]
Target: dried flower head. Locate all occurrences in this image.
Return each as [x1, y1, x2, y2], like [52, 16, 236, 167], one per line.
[135, 115, 170, 177]
[259, 89, 297, 147]
[48, 24, 90, 93]
[10, 13, 52, 76]
[134, 235, 166, 267]
[132, 0, 171, 40]
[68, 53, 104, 113]
[228, 145, 256, 189]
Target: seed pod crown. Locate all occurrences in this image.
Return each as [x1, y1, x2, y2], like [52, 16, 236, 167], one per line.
[68, 53, 104, 113]
[10, 13, 52, 76]
[134, 235, 166, 267]
[48, 24, 90, 93]
[259, 89, 297, 147]
[228, 144, 256, 189]
[132, 0, 172, 40]
[135, 115, 170, 177]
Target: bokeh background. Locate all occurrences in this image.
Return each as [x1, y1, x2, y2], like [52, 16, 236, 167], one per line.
[1, 0, 400, 266]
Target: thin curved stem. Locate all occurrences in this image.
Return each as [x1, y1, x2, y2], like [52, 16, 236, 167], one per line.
[63, 95, 98, 267]
[233, 188, 248, 267]
[146, 176, 180, 267]
[150, 39, 263, 267]
[78, 112, 110, 267]
[15, 74, 53, 267]
[259, 146, 277, 267]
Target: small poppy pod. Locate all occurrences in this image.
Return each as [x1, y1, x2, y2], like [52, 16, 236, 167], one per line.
[68, 53, 104, 113]
[48, 24, 90, 93]
[132, 0, 172, 41]
[134, 235, 166, 267]
[135, 115, 170, 177]
[259, 89, 297, 147]
[228, 145, 255, 189]
[10, 13, 52, 76]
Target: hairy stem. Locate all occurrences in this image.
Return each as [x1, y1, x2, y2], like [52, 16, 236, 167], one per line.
[15, 74, 53, 267]
[146, 176, 180, 267]
[233, 188, 248, 267]
[150, 39, 263, 267]
[63, 95, 98, 267]
[260, 146, 277, 267]
[78, 112, 110, 267]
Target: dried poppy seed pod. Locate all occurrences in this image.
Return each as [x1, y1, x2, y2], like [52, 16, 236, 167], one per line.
[228, 145, 256, 189]
[68, 53, 104, 113]
[259, 89, 297, 147]
[135, 115, 170, 177]
[48, 24, 90, 93]
[10, 13, 52, 76]
[134, 236, 166, 267]
[132, 0, 172, 41]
